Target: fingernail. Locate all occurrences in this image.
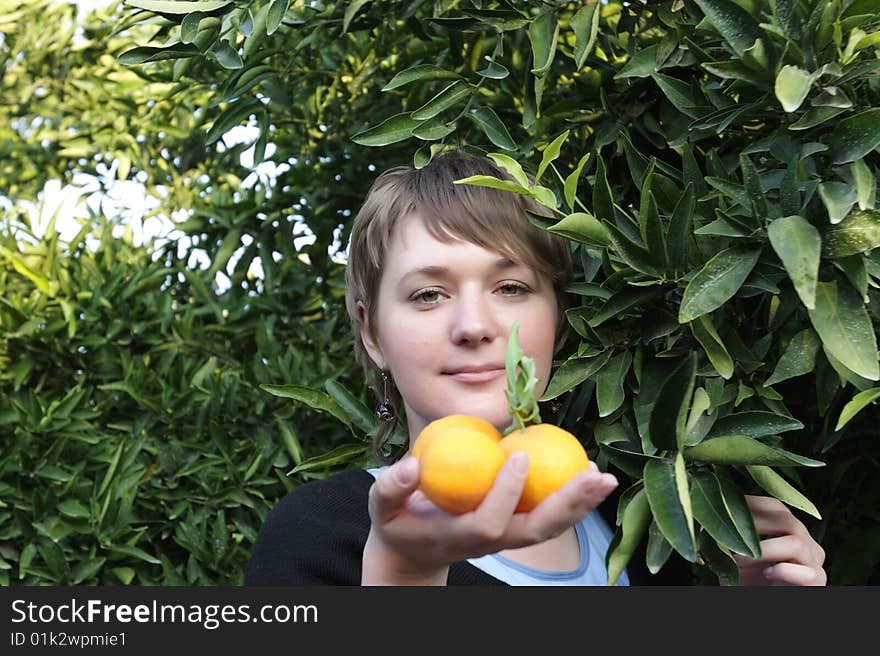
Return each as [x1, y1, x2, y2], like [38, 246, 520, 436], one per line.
[509, 451, 529, 474]
[763, 566, 775, 579]
[396, 457, 418, 486]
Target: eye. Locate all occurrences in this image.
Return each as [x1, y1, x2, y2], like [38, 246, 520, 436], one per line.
[498, 282, 530, 296]
[411, 288, 444, 305]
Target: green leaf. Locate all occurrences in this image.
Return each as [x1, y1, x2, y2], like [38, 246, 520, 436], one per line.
[342, 0, 370, 33]
[266, 0, 290, 35]
[108, 544, 161, 565]
[667, 183, 694, 271]
[808, 280, 879, 381]
[541, 351, 612, 401]
[715, 467, 762, 556]
[767, 215, 821, 309]
[125, 0, 232, 13]
[788, 106, 847, 131]
[536, 130, 568, 183]
[259, 383, 352, 428]
[690, 314, 734, 379]
[453, 175, 530, 197]
[351, 113, 423, 147]
[547, 212, 611, 247]
[818, 182, 857, 225]
[605, 223, 660, 278]
[325, 379, 374, 435]
[693, 0, 765, 58]
[588, 286, 662, 328]
[213, 40, 242, 69]
[644, 455, 696, 562]
[698, 530, 740, 585]
[648, 353, 697, 451]
[690, 471, 758, 557]
[615, 44, 659, 79]
[678, 247, 762, 323]
[112, 567, 136, 585]
[746, 465, 822, 519]
[684, 436, 825, 467]
[708, 411, 804, 438]
[411, 80, 471, 120]
[571, 1, 600, 70]
[181, 12, 205, 43]
[205, 98, 261, 144]
[58, 499, 90, 519]
[563, 153, 590, 212]
[486, 153, 528, 187]
[852, 159, 876, 210]
[382, 65, 460, 91]
[592, 155, 615, 223]
[528, 10, 559, 76]
[117, 44, 200, 65]
[835, 387, 880, 430]
[652, 73, 700, 118]
[71, 558, 106, 585]
[289, 443, 369, 474]
[774, 65, 816, 112]
[828, 109, 880, 164]
[466, 108, 516, 151]
[823, 209, 880, 258]
[765, 329, 821, 386]
[596, 352, 632, 417]
[645, 519, 673, 574]
[606, 486, 651, 585]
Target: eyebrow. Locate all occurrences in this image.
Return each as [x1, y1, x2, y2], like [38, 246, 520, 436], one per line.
[398, 258, 521, 286]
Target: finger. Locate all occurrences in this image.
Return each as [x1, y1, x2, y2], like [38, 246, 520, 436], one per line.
[368, 456, 421, 524]
[468, 451, 529, 538]
[732, 535, 819, 567]
[764, 562, 827, 586]
[744, 496, 805, 538]
[507, 469, 618, 548]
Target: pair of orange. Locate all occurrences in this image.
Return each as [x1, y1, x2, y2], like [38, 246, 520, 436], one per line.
[412, 414, 590, 514]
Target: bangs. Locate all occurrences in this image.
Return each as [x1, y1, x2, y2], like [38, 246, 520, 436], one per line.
[361, 155, 568, 288]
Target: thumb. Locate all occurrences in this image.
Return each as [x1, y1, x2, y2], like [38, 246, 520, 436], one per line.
[368, 456, 421, 524]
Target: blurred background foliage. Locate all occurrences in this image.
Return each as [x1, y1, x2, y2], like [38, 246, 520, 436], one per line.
[1, 0, 878, 585]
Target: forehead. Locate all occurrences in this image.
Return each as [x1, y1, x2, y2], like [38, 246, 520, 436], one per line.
[383, 215, 517, 275]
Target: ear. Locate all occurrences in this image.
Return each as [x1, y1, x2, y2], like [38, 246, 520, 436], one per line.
[356, 300, 386, 370]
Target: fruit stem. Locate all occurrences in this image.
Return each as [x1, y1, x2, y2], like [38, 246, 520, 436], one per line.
[503, 321, 543, 436]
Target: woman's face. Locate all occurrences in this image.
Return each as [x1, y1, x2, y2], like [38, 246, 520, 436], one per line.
[358, 214, 561, 445]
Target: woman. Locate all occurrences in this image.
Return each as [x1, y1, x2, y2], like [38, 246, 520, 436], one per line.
[246, 154, 826, 586]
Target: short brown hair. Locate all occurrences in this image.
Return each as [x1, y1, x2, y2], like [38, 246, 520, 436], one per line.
[344, 153, 574, 461]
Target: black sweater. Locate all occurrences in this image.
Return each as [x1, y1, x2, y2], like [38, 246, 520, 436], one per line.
[245, 468, 694, 586]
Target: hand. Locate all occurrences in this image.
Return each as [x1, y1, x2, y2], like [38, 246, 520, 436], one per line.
[731, 496, 826, 586]
[361, 452, 618, 585]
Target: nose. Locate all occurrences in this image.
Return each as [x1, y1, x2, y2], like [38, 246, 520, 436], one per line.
[449, 286, 501, 345]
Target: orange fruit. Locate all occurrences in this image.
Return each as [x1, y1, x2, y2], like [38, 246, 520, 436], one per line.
[498, 424, 590, 513]
[411, 414, 502, 459]
[417, 428, 506, 514]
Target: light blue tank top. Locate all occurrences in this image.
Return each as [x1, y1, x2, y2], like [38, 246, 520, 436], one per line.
[366, 466, 629, 586]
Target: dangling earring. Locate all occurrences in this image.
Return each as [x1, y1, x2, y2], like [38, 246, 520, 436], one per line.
[376, 370, 396, 422]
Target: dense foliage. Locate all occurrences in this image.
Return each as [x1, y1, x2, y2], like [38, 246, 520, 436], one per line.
[2, 0, 879, 584]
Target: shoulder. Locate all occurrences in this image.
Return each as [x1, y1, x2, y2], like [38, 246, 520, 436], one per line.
[245, 468, 374, 585]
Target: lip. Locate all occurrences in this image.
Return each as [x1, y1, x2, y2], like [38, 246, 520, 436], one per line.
[445, 368, 505, 384]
